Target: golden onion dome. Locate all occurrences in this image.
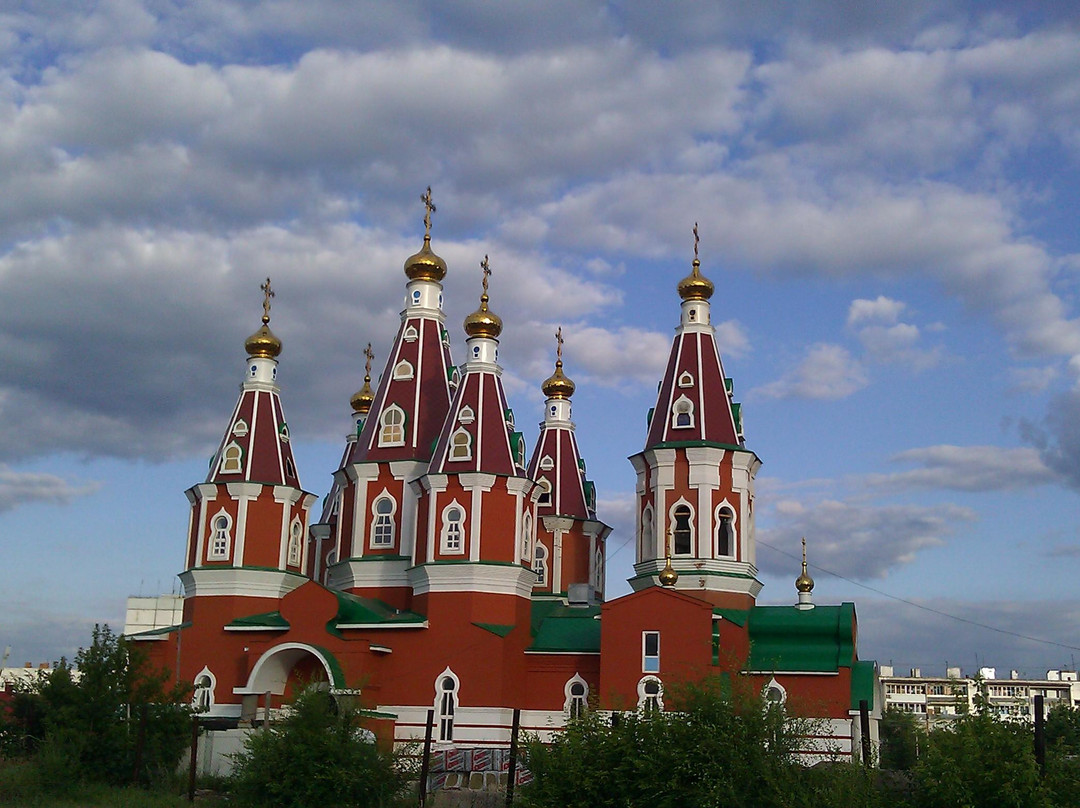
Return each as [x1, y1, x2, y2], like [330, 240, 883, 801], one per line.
[677, 257, 715, 302]
[542, 361, 575, 399]
[658, 557, 679, 587]
[463, 295, 502, 339]
[245, 318, 282, 359]
[404, 235, 448, 283]
[350, 378, 374, 414]
[796, 570, 815, 594]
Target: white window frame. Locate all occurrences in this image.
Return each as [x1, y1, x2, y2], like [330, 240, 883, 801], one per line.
[458, 405, 475, 424]
[539, 455, 554, 471]
[521, 511, 533, 561]
[440, 501, 466, 554]
[640, 504, 655, 560]
[449, 428, 472, 461]
[435, 668, 460, 743]
[642, 630, 660, 673]
[208, 510, 232, 560]
[715, 503, 737, 558]
[564, 674, 589, 719]
[533, 541, 548, 586]
[669, 499, 695, 556]
[287, 516, 303, 566]
[403, 325, 419, 342]
[637, 676, 664, 712]
[677, 371, 695, 388]
[220, 442, 243, 474]
[393, 360, 415, 380]
[232, 419, 248, 437]
[379, 405, 406, 447]
[671, 395, 695, 429]
[370, 494, 397, 548]
[537, 477, 552, 505]
[193, 667, 216, 713]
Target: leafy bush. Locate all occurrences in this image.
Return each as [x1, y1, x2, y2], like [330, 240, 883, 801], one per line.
[230, 686, 415, 808]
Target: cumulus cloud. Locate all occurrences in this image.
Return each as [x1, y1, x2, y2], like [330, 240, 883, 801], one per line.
[846, 296, 944, 370]
[753, 343, 867, 400]
[1020, 390, 1080, 491]
[866, 445, 1057, 492]
[0, 465, 100, 513]
[759, 497, 974, 579]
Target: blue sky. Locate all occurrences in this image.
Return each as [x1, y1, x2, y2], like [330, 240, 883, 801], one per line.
[2, 1, 1080, 676]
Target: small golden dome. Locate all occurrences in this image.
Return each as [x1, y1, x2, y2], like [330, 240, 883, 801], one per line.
[404, 235, 448, 283]
[245, 320, 282, 358]
[796, 570, 815, 593]
[463, 255, 501, 339]
[350, 379, 374, 414]
[658, 558, 679, 587]
[677, 258, 715, 301]
[542, 361, 575, 399]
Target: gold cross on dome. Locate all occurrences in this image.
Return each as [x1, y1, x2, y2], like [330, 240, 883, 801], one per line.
[421, 186, 436, 238]
[555, 326, 564, 363]
[801, 536, 807, 574]
[480, 254, 491, 295]
[363, 342, 374, 377]
[260, 277, 275, 323]
[693, 222, 700, 261]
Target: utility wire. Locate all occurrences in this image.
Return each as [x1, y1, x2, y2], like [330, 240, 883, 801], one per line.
[757, 539, 1080, 654]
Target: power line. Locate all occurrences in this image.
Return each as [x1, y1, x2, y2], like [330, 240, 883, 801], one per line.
[757, 539, 1080, 654]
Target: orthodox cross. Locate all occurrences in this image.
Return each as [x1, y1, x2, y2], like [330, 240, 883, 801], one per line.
[363, 342, 374, 379]
[555, 326, 564, 363]
[801, 536, 808, 575]
[260, 277, 275, 323]
[693, 222, 700, 261]
[480, 254, 491, 295]
[421, 186, 436, 238]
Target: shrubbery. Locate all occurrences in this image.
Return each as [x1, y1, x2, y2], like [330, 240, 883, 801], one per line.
[230, 686, 415, 808]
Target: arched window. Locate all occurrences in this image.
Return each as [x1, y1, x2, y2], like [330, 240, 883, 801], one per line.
[640, 505, 655, 559]
[537, 477, 552, 505]
[638, 676, 664, 713]
[539, 455, 554, 471]
[393, 360, 414, 380]
[716, 507, 735, 558]
[764, 677, 787, 707]
[594, 547, 604, 591]
[671, 395, 695, 429]
[533, 541, 548, 586]
[370, 495, 396, 547]
[564, 675, 589, 719]
[403, 325, 419, 342]
[458, 405, 475, 424]
[208, 511, 232, 559]
[677, 371, 694, 388]
[521, 512, 533, 561]
[440, 502, 465, 554]
[287, 517, 303, 566]
[220, 442, 243, 474]
[193, 667, 216, 713]
[671, 503, 693, 555]
[232, 420, 248, 437]
[379, 405, 406, 446]
[449, 428, 472, 461]
[435, 668, 459, 743]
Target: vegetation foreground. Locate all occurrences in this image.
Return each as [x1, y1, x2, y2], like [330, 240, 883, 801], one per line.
[4, 625, 1080, 807]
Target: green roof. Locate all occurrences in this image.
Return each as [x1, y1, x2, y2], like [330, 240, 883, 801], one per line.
[331, 591, 427, 629]
[473, 622, 515, 637]
[226, 611, 289, 630]
[713, 608, 750, 627]
[529, 602, 601, 653]
[746, 604, 856, 673]
[851, 660, 876, 711]
[125, 621, 191, 638]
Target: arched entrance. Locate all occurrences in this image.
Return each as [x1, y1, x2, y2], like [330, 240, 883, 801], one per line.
[235, 643, 345, 708]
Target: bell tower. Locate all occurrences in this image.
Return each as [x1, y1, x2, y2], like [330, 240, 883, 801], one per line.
[628, 227, 762, 609]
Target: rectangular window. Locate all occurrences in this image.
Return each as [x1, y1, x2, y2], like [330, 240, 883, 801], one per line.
[643, 631, 660, 673]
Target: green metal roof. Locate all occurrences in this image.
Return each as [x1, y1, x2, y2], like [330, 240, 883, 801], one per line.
[746, 604, 856, 673]
[125, 621, 191, 638]
[473, 622, 515, 637]
[529, 602, 601, 653]
[226, 611, 289, 630]
[713, 608, 750, 627]
[331, 590, 427, 628]
[851, 659, 876, 711]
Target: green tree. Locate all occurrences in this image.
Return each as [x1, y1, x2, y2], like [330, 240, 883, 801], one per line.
[10, 625, 191, 790]
[913, 712, 1047, 808]
[1045, 703, 1080, 754]
[230, 686, 415, 808]
[878, 707, 923, 770]
[520, 677, 880, 808]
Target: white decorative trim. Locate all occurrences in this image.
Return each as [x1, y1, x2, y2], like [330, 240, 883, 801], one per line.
[179, 568, 307, 599]
[407, 563, 535, 598]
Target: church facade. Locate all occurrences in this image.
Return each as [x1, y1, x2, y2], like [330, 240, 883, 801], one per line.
[134, 197, 878, 761]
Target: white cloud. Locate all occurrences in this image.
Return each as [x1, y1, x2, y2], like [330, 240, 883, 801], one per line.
[847, 295, 906, 326]
[0, 465, 100, 513]
[866, 445, 1057, 492]
[753, 343, 867, 400]
[759, 497, 975, 580]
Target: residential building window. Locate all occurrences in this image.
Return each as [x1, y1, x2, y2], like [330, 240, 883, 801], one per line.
[643, 631, 660, 673]
[449, 428, 472, 461]
[440, 503, 465, 554]
[371, 496, 396, 547]
[672, 503, 693, 555]
[638, 676, 663, 713]
[379, 405, 406, 446]
[671, 395, 694, 428]
[435, 669, 459, 743]
[208, 511, 232, 559]
[565, 675, 588, 719]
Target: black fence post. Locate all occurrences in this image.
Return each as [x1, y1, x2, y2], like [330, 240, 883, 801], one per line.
[1034, 694, 1046, 777]
[505, 708, 521, 807]
[418, 708, 434, 808]
[859, 699, 872, 765]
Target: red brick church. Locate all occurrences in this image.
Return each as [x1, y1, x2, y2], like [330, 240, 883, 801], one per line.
[134, 194, 878, 763]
